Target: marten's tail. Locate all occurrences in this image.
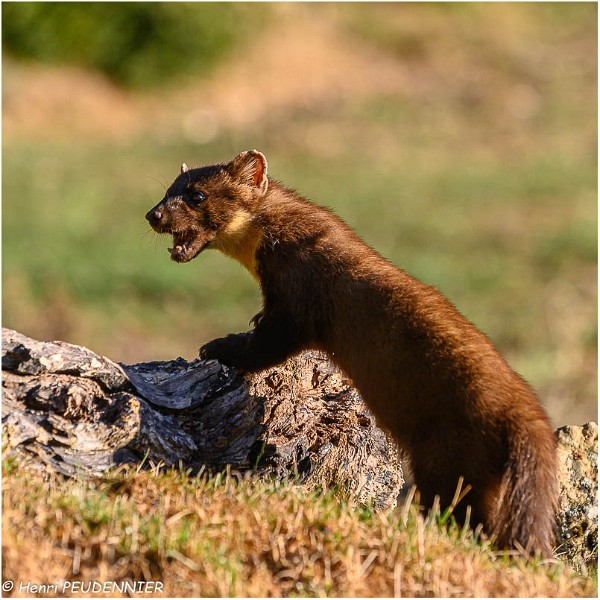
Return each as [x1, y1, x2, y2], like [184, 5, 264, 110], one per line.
[490, 416, 558, 556]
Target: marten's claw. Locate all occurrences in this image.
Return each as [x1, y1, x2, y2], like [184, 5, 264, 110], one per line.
[249, 311, 263, 328]
[198, 345, 212, 361]
[199, 340, 225, 361]
[199, 333, 252, 365]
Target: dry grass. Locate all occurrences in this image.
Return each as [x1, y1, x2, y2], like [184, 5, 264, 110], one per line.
[2, 461, 595, 598]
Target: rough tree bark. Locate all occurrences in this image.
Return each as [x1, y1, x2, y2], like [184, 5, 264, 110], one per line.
[1, 328, 403, 510]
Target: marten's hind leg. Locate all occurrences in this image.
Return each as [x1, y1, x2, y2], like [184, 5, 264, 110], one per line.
[410, 452, 490, 535]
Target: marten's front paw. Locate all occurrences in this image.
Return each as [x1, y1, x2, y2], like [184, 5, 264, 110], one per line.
[199, 333, 251, 366]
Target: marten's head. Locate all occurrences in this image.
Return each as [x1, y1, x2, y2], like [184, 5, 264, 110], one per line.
[146, 150, 268, 264]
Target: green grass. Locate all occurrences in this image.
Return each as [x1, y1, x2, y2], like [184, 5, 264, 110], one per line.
[2, 3, 269, 88]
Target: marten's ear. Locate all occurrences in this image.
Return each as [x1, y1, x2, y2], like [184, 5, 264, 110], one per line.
[227, 150, 268, 196]
[181, 163, 189, 174]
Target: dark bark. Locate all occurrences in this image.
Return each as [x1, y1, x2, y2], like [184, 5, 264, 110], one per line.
[2, 328, 403, 510]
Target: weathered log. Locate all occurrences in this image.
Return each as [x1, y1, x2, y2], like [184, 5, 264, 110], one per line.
[1, 328, 403, 510]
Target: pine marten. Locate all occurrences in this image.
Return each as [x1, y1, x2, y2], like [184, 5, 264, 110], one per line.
[145, 150, 557, 555]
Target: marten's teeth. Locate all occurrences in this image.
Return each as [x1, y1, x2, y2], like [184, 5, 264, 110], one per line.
[168, 243, 188, 255]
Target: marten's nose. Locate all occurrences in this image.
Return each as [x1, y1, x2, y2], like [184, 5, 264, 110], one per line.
[146, 209, 163, 227]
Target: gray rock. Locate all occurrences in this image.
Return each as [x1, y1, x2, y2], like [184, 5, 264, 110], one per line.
[555, 422, 598, 571]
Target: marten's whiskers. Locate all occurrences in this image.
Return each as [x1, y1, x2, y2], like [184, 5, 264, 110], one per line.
[145, 175, 167, 191]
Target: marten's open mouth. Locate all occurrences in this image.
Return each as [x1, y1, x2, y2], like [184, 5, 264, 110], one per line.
[167, 230, 207, 263]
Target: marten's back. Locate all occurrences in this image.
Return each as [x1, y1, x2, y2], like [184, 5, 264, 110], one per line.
[255, 183, 515, 410]
[256, 184, 556, 507]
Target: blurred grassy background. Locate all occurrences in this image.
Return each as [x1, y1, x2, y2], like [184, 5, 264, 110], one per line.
[2, 3, 597, 425]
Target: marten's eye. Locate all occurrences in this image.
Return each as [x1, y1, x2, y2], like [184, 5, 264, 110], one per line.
[190, 190, 207, 203]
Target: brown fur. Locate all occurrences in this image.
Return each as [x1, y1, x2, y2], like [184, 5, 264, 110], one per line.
[146, 150, 558, 555]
